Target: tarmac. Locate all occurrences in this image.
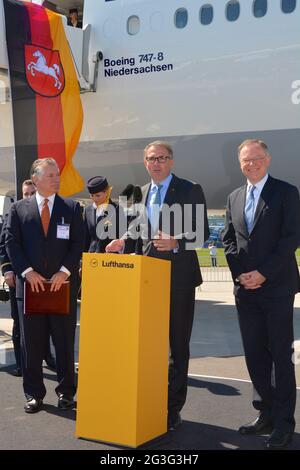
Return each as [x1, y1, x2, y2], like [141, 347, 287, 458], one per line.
[0, 278, 299, 451]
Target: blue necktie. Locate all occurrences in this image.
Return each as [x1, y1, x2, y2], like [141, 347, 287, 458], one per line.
[244, 185, 256, 233]
[150, 184, 162, 232]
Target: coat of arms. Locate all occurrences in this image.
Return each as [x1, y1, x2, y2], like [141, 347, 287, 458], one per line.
[25, 44, 65, 97]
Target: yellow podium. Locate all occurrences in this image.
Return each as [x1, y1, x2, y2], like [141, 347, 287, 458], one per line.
[76, 253, 171, 448]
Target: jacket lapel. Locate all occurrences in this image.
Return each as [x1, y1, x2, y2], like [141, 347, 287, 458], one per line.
[236, 185, 248, 236]
[251, 176, 272, 231]
[141, 183, 151, 206]
[29, 195, 44, 237]
[163, 174, 177, 207]
[48, 194, 63, 238]
[140, 183, 151, 235]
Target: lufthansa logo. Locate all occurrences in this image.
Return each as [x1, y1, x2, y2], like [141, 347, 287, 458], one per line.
[102, 260, 134, 269]
[90, 259, 98, 268]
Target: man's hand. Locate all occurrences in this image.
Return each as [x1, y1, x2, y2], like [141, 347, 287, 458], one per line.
[25, 271, 46, 293]
[238, 270, 266, 290]
[50, 271, 69, 292]
[105, 239, 125, 252]
[4, 272, 16, 288]
[152, 231, 179, 252]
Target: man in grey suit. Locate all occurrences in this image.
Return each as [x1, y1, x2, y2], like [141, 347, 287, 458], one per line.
[223, 139, 300, 449]
[6, 158, 83, 414]
[106, 141, 209, 430]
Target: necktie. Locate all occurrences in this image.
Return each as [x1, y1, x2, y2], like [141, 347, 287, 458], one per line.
[244, 185, 256, 233]
[41, 198, 50, 236]
[150, 184, 162, 232]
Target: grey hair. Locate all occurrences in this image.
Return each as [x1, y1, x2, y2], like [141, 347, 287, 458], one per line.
[30, 158, 59, 177]
[144, 140, 174, 159]
[238, 139, 269, 157]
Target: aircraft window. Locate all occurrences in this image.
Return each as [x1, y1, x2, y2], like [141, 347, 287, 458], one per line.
[226, 1, 240, 21]
[175, 8, 188, 28]
[253, 0, 267, 17]
[127, 15, 140, 35]
[199, 4, 213, 25]
[281, 0, 296, 13]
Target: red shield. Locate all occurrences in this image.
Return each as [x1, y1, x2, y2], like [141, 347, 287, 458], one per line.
[25, 44, 65, 97]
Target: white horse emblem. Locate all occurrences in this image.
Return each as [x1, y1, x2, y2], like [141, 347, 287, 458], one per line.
[27, 50, 62, 90]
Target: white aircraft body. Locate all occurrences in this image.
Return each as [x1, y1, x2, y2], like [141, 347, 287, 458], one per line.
[0, 0, 300, 209]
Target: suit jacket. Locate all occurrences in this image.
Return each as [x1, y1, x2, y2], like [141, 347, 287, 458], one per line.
[83, 200, 125, 253]
[128, 174, 209, 290]
[0, 214, 12, 276]
[222, 175, 300, 297]
[6, 194, 83, 297]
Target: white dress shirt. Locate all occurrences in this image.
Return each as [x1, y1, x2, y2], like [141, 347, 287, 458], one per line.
[246, 173, 269, 216]
[35, 192, 55, 217]
[92, 201, 106, 219]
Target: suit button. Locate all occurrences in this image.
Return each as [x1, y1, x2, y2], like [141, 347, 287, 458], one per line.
[248, 237, 251, 242]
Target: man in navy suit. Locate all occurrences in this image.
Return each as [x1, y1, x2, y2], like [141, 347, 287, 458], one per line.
[223, 139, 300, 449]
[6, 158, 83, 413]
[106, 141, 209, 430]
[0, 179, 56, 377]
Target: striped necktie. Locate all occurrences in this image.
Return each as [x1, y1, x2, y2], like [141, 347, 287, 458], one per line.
[244, 185, 256, 233]
[150, 184, 162, 232]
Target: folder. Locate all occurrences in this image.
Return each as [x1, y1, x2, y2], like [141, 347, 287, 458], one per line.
[24, 280, 70, 315]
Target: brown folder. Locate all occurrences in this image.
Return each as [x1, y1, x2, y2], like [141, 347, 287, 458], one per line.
[24, 280, 70, 315]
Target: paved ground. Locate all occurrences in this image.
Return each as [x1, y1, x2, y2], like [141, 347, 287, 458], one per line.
[0, 280, 299, 451]
[0, 364, 299, 451]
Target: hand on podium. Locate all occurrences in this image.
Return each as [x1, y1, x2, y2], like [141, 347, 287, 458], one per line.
[105, 239, 125, 253]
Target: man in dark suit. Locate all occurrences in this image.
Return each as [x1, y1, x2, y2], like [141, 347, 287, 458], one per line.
[0, 179, 56, 376]
[83, 176, 123, 253]
[6, 158, 83, 413]
[222, 139, 300, 449]
[106, 141, 209, 430]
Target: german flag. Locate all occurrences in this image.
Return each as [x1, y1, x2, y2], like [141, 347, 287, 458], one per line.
[3, 0, 84, 198]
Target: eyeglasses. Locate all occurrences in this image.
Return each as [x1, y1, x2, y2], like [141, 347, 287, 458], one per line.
[145, 156, 171, 164]
[240, 157, 266, 166]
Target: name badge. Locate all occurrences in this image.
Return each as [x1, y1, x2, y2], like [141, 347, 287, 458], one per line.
[57, 224, 70, 240]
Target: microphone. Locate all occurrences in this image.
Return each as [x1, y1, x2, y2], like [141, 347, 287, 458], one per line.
[133, 186, 142, 203]
[120, 184, 134, 199]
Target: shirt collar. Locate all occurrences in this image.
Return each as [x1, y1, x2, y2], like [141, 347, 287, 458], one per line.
[247, 173, 269, 193]
[150, 173, 173, 191]
[93, 203, 105, 216]
[35, 191, 56, 206]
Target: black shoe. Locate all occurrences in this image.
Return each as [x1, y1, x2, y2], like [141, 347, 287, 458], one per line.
[168, 412, 182, 431]
[11, 367, 22, 377]
[265, 428, 293, 449]
[24, 397, 43, 414]
[239, 415, 273, 435]
[44, 355, 56, 371]
[57, 394, 75, 410]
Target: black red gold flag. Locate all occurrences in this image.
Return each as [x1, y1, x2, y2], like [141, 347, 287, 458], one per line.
[3, 0, 84, 197]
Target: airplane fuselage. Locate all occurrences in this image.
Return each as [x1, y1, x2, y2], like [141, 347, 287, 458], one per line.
[1, 0, 300, 208]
